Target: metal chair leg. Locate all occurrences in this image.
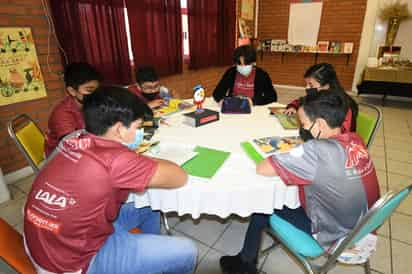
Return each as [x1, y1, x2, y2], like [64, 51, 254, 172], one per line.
[259, 228, 279, 257]
[259, 242, 278, 257]
[363, 259, 371, 274]
[162, 212, 172, 235]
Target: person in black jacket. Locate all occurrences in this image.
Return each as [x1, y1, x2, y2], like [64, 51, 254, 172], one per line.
[213, 45, 277, 106]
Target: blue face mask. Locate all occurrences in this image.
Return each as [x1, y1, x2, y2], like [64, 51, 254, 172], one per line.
[236, 65, 253, 77]
[125, 128, 144, 150]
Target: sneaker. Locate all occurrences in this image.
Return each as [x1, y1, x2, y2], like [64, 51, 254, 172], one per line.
[220, 254, 258, 274]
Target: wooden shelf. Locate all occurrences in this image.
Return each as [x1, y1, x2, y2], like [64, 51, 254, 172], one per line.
[258, 50, 352, 65]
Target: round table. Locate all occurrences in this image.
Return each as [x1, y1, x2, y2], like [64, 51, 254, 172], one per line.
[128, 98, 300, 219]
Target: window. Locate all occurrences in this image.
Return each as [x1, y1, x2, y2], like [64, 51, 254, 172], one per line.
[181, 0, 189, 59]
[124, 7, 134, 64]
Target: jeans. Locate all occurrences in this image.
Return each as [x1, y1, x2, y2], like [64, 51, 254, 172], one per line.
[240, 207, 311, 264]
[86, 203, 197, 274]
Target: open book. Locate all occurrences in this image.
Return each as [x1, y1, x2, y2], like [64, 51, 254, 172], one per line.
[154, 99, 194, 117]
[241, 136, 302, 163]
[268, 107, 299, 129]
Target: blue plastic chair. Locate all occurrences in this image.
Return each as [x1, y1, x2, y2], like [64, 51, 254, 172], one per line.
[268, 184, 412, 274]
[259, 103, 384, 259]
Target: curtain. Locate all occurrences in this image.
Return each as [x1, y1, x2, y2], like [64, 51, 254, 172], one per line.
[125, 0, 182, 77]
[187, 0, 236, 70]
[50, 0, 132, 85]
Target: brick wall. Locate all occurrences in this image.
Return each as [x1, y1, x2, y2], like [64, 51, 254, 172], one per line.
[0, 0, 230, 174]
[257, 0, 367, 90]
[0, 0, 66, 174]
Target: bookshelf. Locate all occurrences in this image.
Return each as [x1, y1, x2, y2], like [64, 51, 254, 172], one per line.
[257, 50, 352, 65]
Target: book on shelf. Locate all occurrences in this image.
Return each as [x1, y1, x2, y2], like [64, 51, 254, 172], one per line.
[343, 42, 354, 54]
[270, 39, 287, 52]
[268, 107, 299, 129]
[284, 44, 294, 52]
[241, 136, 302, 163]
[262, 40, 272, 51]
[317, 41, 329, 53]
[303, 45, 318, 53]
[292, 45, 303, 53]
[329, 41, 342, 53]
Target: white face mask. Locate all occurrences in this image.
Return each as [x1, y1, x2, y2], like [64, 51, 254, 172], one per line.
[236, 65, 253, 77]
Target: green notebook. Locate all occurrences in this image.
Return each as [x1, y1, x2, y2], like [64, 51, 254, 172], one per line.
[182, 146, 230, 178]
[240, 142, 264, 164]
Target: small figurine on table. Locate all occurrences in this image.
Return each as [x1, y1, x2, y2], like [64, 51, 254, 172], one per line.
[193, 84, 205, 113]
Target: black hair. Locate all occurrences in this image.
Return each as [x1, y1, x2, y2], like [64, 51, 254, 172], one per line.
[304, 63, 343, 90]
[233, 45, 256, 65]
[64, 62, 102, 90]
[136, 66, 159, 84]
[83, 86, 152, 135]
[304, 63, 358, 131]
[301, 89, 348, 129]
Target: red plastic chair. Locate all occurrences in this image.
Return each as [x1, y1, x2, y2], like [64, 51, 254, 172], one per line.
[0, 218, 35, 274]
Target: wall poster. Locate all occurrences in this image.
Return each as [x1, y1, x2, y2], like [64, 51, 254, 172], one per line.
[0, 27, 47, 106]
[241, 0, 254, 20]
[288, 0, 323, 46]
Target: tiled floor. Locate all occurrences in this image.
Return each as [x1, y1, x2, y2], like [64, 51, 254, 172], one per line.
[1, 88, 412, 274]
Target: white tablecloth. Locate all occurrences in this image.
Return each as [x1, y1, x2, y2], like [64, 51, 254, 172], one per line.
[127, 99, 300, 218]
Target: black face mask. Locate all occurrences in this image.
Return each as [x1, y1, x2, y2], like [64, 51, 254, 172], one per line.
[305, 87, 318, 97]
[142, 92, 160, 101]
[299, 122, 316, 142]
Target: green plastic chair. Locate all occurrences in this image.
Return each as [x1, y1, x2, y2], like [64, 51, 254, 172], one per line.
[268, 184, 412, 274]
[356, 103, 382, 148]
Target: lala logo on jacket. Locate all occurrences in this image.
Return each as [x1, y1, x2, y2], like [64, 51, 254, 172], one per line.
[34, 182, 77, 211]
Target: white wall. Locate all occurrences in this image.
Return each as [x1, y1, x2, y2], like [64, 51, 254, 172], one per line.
[352, 0, 412, 92]
[352, 0, 380, 91]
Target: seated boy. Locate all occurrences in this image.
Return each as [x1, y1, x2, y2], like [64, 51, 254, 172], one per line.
[44, 62, 101, 157]
[128, 66, 172, 109]
[24, 86, 197, 274]
[213, 45, 277, 106]
[220, 90, 380, 274]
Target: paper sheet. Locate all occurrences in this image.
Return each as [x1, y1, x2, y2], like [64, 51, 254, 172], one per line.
[146, 143, 198, 166]
[288, 2, 323, 46]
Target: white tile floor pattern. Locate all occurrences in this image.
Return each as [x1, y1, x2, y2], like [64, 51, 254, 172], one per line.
[1, 88, 412, 274]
